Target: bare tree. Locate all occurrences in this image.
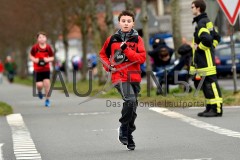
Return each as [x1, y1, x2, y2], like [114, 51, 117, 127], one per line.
[125, 0, 136, 14]
[0, 0, 103, 82]
[105, 0, 114, 36]
[72, 0, 90, 81]
[141, 1, 151, 70]
[89, 0, 106, 85]
[57, 0, 72, 83]
[170, 0, 182, 57]
[0, 0, 65, 78]
[141, 0, 153, 88]
[41, 1, 63, 73]
[0, 0, 45, 78]
[79, 8, 89, 81]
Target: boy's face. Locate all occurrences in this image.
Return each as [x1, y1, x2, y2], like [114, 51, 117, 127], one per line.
[37, 34, 47, 44]
[118, 15, 134, 32]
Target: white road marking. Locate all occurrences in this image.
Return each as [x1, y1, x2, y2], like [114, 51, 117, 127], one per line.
[0, 143, 4, 160]
[175, 158, 212, 160]
[6, 114, 42, 160]
[150, 107, 240, 139]
[90, 129, 117, 132]
[68, 112, 110, 116]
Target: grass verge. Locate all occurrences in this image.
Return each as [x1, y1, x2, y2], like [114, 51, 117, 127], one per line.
[0, 101, 13, 116]
[15, 76, 33, 86]
[14, 76, 240, 107]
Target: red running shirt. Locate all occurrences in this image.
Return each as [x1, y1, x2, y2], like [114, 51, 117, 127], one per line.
[31, 44, 54, 72]
[0, 63, 4, 72]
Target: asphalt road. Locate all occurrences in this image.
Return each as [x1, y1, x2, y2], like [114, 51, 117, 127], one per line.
[0, 79, 240, 160]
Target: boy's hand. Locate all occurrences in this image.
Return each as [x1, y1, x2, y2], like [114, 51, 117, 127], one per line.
[34, 58, 39, 63]
[43, 57, 49, 63]
[120, 42, 127, 51]
[109, 65, 116, 72]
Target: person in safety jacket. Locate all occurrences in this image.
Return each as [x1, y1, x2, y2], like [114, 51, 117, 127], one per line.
[190, 0, 222, 117]
[99, 10, 146, 150]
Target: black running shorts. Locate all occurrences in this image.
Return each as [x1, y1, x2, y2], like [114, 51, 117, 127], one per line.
[34, 71, 50, 82]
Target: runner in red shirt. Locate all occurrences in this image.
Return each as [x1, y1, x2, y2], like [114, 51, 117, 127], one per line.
[29, 31, 54, 107]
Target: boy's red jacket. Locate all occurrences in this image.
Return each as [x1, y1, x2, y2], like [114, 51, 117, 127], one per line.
[99, 29, 146, 83]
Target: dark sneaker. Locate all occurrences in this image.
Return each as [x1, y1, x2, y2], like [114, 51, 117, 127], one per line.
[202, 109, 222, 117]
[197, 109, 210, 117]
[127, 135, 135, 150]
[38, 91, 43, 99]
[118, 126, 128, 145]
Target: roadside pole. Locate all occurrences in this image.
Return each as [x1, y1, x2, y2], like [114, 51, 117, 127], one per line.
[217, 0, 240, 93]
[230, 26, 238, 93]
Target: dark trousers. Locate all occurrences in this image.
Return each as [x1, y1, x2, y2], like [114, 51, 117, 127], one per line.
[115, 82, 140, 134]
[202, 75, 223, 114]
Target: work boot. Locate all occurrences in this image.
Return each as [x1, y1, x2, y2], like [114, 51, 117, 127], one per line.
[202, 109, 222, 117]
[197, 106, 211, 117]
[197, 109, 209, 117]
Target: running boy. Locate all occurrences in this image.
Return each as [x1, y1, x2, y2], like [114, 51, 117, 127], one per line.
[29, 32, 54, 107]
[99, 10, 146, 150]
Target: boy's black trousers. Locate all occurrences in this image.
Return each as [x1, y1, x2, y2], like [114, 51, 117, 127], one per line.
[115, 82, 140, 134]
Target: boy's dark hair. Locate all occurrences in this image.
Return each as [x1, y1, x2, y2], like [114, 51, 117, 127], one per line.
[118, 10, 135, 22]
[192, 0, 206, 13]
[37, 31, 47, 38]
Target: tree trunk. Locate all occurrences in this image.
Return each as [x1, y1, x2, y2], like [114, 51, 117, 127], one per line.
[89, 0, 106, 85]
[60, 0, 70, 83]
[50, 38, 57, 72]
[80, 11, 88, 81]
[141, 0, 153, 88]
[105, 0, 114, 36]
[62, 35, 69, 83]
[19, 45, 28, 79]
[171, 0, 182, 58]
[125, 0, 135, 14]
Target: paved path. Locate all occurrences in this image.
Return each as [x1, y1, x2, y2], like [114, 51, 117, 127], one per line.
[0, 79, 240, 160]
